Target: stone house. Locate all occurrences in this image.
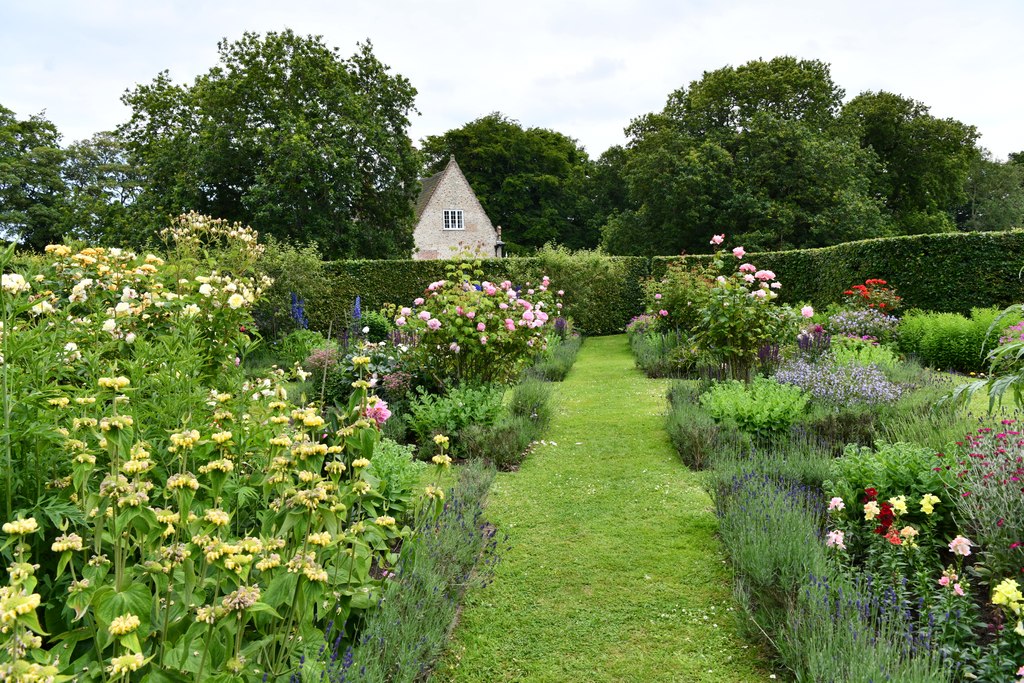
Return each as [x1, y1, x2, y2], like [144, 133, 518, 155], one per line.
[412, 156, 503, 260]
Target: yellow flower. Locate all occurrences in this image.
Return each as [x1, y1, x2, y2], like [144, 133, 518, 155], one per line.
[433, 434, 450, 448]
[325, 461, 346, 475]
[352, 481, 371, 495]
[375, 515, 396, 528]
[98, 376, 130, 390]
[432, 454, 452, 468]
[863, 501, 880, 521]
[351, 356, 371, 367]
[424, 485, 445, 500]
[108, 613, 141, 635]
[352, 458, 370, 469]
[204, 509, 230, 527]
[51, 533, 84, 552]
[44, 244, 71, 257]
[888, 495, 907, 515]
[199, 459, 234, 474]
[211, 431, 233, 444]
[166, 473, 199, 491]
[2, 518, 38, 536]
[308, 532, 332, 547]
[919, 493, 940, 515]
[48, 397, 70, 408]
[169, 429, 201, 449]
[992, 579, 1024, 613]
[107, 653, 146, 675]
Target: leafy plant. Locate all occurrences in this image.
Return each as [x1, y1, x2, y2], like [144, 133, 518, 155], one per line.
[368, 439, 426, 517]
[700, 378, 809, 439]
[406, 385, 505, 456]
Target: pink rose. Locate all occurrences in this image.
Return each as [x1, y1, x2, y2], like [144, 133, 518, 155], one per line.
[801, 306, 814, 318]
[710, 234, 725, 245]
[413, 297, 425, 306]
[466, 311, 475, 319]
[417, 310, 431, 321]
[654, 293, 662, 300]
[755, 269, 775, 281]
[504, 319, 516, 331]
[499, 302, 509, 310]
[733, 246, 746, 259]
[557, 290, 564, 296]
[739, 263, 756, 273]
[455, 306, 464, 315]
[476, 322, 486, 332]
[743, 274, 755, 283]
[659, 309, 668, 317]
[426, 318, 441, 330]
[770, 282, 782, 289]
[752, 289, 767, 299]
[480, 336, 488, 345]
[395, 316, 406, 326]
[522, 310, 535, 322]
[449, 342, 460, 353]
[400, 307, 412, 316]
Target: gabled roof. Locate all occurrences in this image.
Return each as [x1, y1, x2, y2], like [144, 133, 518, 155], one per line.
[414, 156, 459, 220]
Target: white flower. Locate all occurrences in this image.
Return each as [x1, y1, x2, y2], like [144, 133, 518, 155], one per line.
[182, 304, 201, 317]
[30, 300, 54, 315]
[125, 333, 136, 344]
[102, 319, 117, 333]
[199, 283, 214, 296]
[1, 273, 29, 294]
[227, 293, 245, 309]
[114, 301, 131, 317]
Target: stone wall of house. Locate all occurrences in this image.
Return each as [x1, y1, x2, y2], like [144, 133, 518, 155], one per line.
[413, 170, 497, 260]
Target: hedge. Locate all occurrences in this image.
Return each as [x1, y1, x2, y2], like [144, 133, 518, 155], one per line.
[295, 231, 1024, 337]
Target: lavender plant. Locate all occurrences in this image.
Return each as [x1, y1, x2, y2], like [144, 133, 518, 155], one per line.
[775, 357, 904, 407]
[827, 307, 900, 344]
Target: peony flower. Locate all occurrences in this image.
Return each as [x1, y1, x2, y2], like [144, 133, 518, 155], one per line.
[417, 310, 431, 321]
[710, 234, 725, 245]
[949, 535, 973, 556]
[413, 297, 424, 305]
[732, 246, 745, 259]
[801, 305, 814, 318]
[395, 316, 406, 326]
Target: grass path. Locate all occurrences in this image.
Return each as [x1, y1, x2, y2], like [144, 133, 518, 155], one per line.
[437, 335, 770, 682]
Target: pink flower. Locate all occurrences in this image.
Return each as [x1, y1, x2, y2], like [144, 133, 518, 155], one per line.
[476, 322, 486, 332]
[739, 263, 757, 273]
[500, 280, 512, 290]
[480, 335, 488, 345]
[743, 274, 756, 283]
[426, 318, 441, 331]
[413, 297, 424, 306]
[417, 310, 431, 321]
[770, 282, 782, 289]
[364, 400, 391, 426]
[752, 289, 767, 299]
[234, 356, 241, 366]
[949, 535, 973, 556]
[466, 311, 475, 319]
[732, 246, 746, 259]
[801, 305, 814, 318]
[484, 284, 497, 295]
[537, 311, 549, 322]
[754, 269, 775, 281]
[557, 290, 564, 296]
[828, 497, 845, 511]
[825, 530, 846, 550]
[953, 583, 965, 596]
[556, 303, 563, 309]
[659, 309, 668, 317]
[395, 316, 406, 326]
[400, 307, 412, 316]
[522, 310, 535, 322]
[499, 302, 509, 310]
[654, 293, 662, 300]
[938, 576, 950, 587]
[710, 234, 725, 245]
[449, 342, 460, 353]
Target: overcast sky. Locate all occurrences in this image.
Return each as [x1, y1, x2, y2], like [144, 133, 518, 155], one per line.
[2, 0, 1021, 160]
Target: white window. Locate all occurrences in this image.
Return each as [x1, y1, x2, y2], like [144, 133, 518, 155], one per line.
[443, 209, 464, 230]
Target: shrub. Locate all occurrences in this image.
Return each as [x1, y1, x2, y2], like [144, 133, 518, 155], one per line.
[524, 333, 582, 382]
[700, 378, 809, 439]
[898, 307, 1020, 373]
[666, 382, 746, 470]
[460, 416, 539, 471]
[360, 309, 394, 343]
[841, 278, 902, 313]
[507, 377, 554, 429]
[406, 385, 505, 456]
[254, 236, 333, 338]
[395, 259, 560, 388]
[828, 336, 901, 370]
[272, 328, 329, 367]
[628, 330, 697, 379]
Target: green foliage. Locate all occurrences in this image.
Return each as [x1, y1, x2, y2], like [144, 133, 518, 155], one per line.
[840, 90, 978, 232]
[361, 310, 394, 343]
[254, 237, 333, 338]
[460, 416, 539, 471]
[118, 31, 419, 258]
[830, 336, 900, 369]
[959, 149, 1024, 232]
[506, 377, 554, 430]
[898, 307, 1019, 372]
[406, 385, 505, 456]
[666, 382, 745, 470]
[270, 329, 328, 368]
[700, 378, 809, 439]
[523, 333, 582, 382]
[368, 438, 426, 515]
[0, 104, 67, 250]
[824, 442, 948, 523]
[420, 113, 599, 251]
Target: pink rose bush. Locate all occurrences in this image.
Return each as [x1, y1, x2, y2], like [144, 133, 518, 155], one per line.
[396, 259, 561, 387]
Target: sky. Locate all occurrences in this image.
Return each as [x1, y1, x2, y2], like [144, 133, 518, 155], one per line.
[2, 0, 1022, 160]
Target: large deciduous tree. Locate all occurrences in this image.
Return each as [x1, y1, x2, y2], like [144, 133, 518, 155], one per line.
[839, 91, 979, 233]
[0, 105, 67, 250]
[419, 113, 598, 252]
[605, 57, 888, 254]
[60, 131, 142, 245]
[119, 31, 420, 259]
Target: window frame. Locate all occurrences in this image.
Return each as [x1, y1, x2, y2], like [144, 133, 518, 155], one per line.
[442, 209, 465, 231]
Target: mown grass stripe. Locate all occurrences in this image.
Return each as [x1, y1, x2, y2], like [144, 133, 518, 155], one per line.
[437, 335, 770, 682]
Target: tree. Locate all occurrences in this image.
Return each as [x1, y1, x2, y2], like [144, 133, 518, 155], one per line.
[840, 91, 979, 233]
[60, 131, 142, 245]
[605, 57, 886, 254]
[0, 104, 67, 249]
[958, 150, 1024, 232]
[119, 31, 420, 259]
[419, 113, 598, 252]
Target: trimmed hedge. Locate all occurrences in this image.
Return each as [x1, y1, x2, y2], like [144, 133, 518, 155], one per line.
[295, 231, 1024, 337]
[656, 230, 1024, 314]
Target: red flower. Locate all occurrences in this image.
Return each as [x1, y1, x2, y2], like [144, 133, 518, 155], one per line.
[863, 487, 878, 500]
[873, 501, 894, 534]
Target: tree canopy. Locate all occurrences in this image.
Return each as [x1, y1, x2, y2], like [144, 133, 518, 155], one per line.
[118, 30, 420, 259]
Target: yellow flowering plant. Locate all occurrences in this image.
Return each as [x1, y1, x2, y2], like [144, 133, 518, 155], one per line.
[0, 220, 435, 680]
